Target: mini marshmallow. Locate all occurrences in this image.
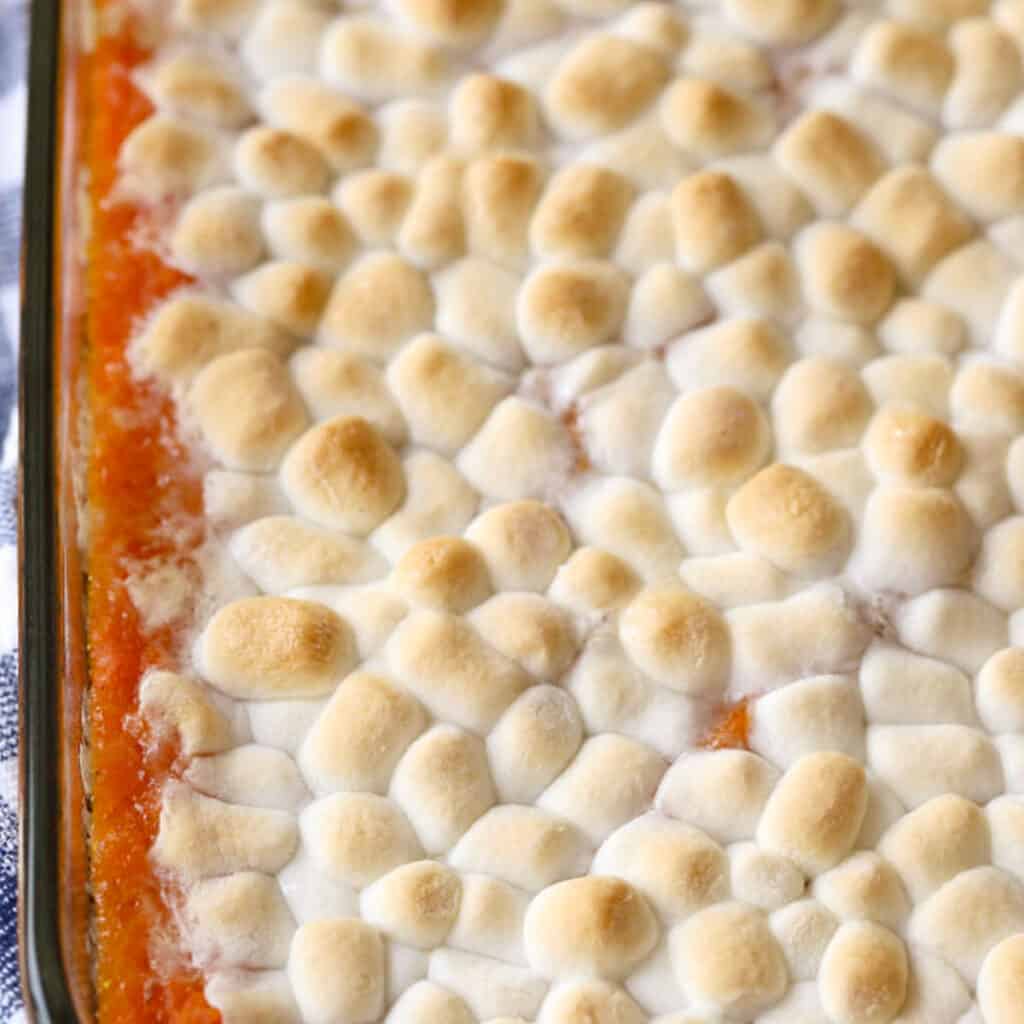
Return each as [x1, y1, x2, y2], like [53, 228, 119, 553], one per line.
[197, 596, 353, 700]
[434, 258, 524, 372]
[812, 851, 909, 930]
[729, 842, 806, 912]
[749, 674, 866, 768]
[300, 792, 423, 887]
[770, 899, 839, 983]
[188, 871, 295, 968]
[659, 77, 771, 160]
[373, 452, 479, 563]
[188, 348, 307, 471]
[852, 20, 953, 115]
[241, 0, 331, 79]
[978, 933, 1024, 1024]
[757, 752, 868, 876]
[397, 155, 466, 269]
[705, 242, 801, 324]
[544, 34, 668, 140]
[726, 464, 851, 578]
[288, 918, 386, 1024]
[448, 874, 529, 965]
[517, 260, 629, 365]
[538, 980, 645, 1024]
[548, 547, 640, 614]
[977, 648, 1024, 733]
[465, 500, 571, 592]
[877, 299, 966, 357]
[387, 609, 529, 732]
[677, 553, 788, 610]
[867, 725, 1003, 808]
[653, 387, 770, 492]
[119, 114, 223, 200]
[299, 671, 427, 796]
[671, 171, 763, 274]
[862, 405, 963, 487]
[172, 187, 264, 277]
[139, 671, 241, 756]
[361, 861, 461, 950]
[669, 902, 788, 1017]
[336, 170, 413, 245]
[205, 970, 301, 1023]
[154, 784, 298, 880]
[463, 154, 544, 270]
[185, 744, 308, 810]
[818, 922, 908, 1024]
[458, 397, 573, 500]
[538, 734, 666, 844]
[281, 417, 406, 534]
[263, 197, 355, 271]
[385, 981, 474, 1024]
[667, 317, 792, 401]
[896, 588, 1007, 673]
[722, 0, 837, 44]
[319, 252, 435, 360]
[450, 804, 592, 892]
[428, 948, 548, 1020]
[859, 644, 974, 726]
[618, 584, 731, 697]
[593, 814, 729, 920]
[852, 167, 974, 285]
[910, 867, 1024, 983]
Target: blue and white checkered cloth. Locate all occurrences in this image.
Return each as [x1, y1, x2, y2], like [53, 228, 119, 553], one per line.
[1, 0, 29, 1019]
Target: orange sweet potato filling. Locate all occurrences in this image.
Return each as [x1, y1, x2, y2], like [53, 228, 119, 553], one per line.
[79, 12, 750, 1023]
[84, 14, 219, 1024]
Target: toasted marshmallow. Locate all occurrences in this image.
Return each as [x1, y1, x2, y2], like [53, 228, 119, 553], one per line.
[934, 131, 1024, 223]
[618, 584, 730, 697]
[233, 260, 331, 337]
[281, 417, 406, 534]
[387, 609, 528, 731]
[977, 648, 1024, 733]
[878, 299, 966, 357]
[377, 99, 447, 174]
[154, 784, 298, 880]
[524, 876, 658, 980]
[373, 452, 479, 563]
[299, 671, 427, 796]
[615, 192, 675, 274]
[671, 171, 763, 273]
[263, 197, 355, 271]
[818, 922, 908, 1024]
[669, 902, 787, 1017]
[320, 252, 435, 360]
[548, 547, 640, 614]
[860, 644, 974, 727]
[388, 334, 512, 454]
[320, 17, 449, 102]
[360, 860, 461, 950]
[395, 0, 502, 46]
[187, 871, 295, 968]
[775, 110, 884, 217]
[861, 354, 954, 419]
[773, 358, 872, 457]
[910, 867, 1024, 982]
[722, 0, 837, 44]
[447, 873, 528, 965]
[653, 387, 770, 492]
[727, 464, 851, 578]
[336, 170, 413, 245]
[185, 744, 308, 810]
[757, 753, 867, 876]
[852, 20, 953, 115]
[234, 126, 328, 198]
[288, 918, 385, 1024]
[258, 75, 377, 173]
[979, 933, 1024, 1024]
[594, 815, 728, 920]
[398, 155, 466, 269]
[868, 725, 1003, 808]
[205, 969, 301, 1022]
[660, 77, 770, 160]
[862, 405, 963, 487]
[173, 0, 259, 36]
[537, 980, 645, 1024]
[119, 115, 223, 200]
[450, 74, 537, 154]
[466, 500, 571, 592]
[750, 674, 866, 768]
[386, 981, 475, 1024]
[135, 293, 293, 383]
[544, 35, 668, 140]
[434, 258, 523, 371]
[140, 671, 243, 756]
[172, 187, 264, 277]
[517, 260, 629, 365]
[197, 596, 353, 700]
[458, 397, 573, 500]
[564, 477, 682, 580]
[538, 734, 666, 844]
[450, 804, 592, 892]
[241, 0, 331, 79]
[464, 154, 544, 270]
[705, 242, 801, 324]
[392, 536, 492, 613]
[531, 164, 633, 260]
[301, 792, 423, 887]
[952, 360, 1024, 435]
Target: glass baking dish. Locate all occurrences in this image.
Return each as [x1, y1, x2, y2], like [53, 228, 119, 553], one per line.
[19, 0, 218, 1019]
